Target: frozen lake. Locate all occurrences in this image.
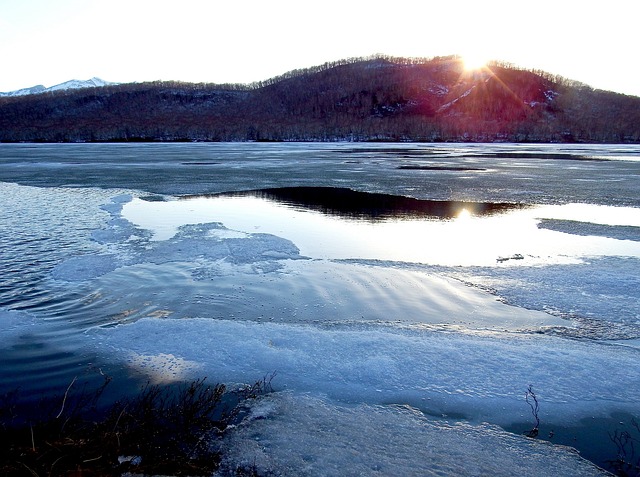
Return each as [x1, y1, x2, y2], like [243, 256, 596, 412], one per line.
[1, 142, 640, 475]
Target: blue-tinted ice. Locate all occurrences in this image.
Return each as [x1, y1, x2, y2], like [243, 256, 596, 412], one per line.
[1, 143, 639, 475]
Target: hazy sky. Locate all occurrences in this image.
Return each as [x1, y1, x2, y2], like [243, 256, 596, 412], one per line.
[1, 0, 639, 96]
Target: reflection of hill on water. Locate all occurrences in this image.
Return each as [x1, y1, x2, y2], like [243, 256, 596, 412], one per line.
[197, 187, 527, 221]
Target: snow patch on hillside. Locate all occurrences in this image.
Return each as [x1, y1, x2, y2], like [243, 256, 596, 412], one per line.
[437, 85, 477, 112]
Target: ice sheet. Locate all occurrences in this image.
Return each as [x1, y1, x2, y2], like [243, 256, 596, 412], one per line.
[450, 256, 640, 339]
[215, 392, 608, 476]
[91, 317, 640, 427]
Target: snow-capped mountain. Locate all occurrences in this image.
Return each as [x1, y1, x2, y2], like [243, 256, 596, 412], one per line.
[0, 77, 115, 97]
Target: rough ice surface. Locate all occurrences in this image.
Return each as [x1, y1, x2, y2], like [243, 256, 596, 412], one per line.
[126, 352, 201, 384]
[92, 317, 640, 427]
[450, 256, 640, 339]
[537, 218, 640, 241]
[139, 222, 302, 265]
[214, 393, 607, 477]
[2, 143, 640, 475]
[51, 254, 122, 281]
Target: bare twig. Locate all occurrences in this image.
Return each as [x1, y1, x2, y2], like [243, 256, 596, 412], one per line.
[20, 462, 39, 477]
[525, 384, 540, 438]
[56, 376, 77, 419]
[49, 455, 64, 477]
[262, 371, 277, 393]
[112, 405, 128, 433]
[82, 455, 103, 463]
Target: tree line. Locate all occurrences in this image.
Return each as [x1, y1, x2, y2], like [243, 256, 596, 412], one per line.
[1, 55, 639, 143]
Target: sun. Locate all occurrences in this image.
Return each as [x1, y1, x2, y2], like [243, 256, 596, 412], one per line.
[461, 52, 489, 71]
[456, 207, 472, 220]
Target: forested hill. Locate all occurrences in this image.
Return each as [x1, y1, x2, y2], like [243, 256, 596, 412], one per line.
[1, 55, 639, 143]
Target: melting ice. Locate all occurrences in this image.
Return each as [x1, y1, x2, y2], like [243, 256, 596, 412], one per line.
[2, 143, 640, 475]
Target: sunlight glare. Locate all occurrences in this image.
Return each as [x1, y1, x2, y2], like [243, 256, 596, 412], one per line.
[462, 52, 489, 71]
[457, 207, 472, 220]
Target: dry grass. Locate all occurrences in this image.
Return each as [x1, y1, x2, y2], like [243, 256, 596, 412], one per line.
[0, 375, 273, 476]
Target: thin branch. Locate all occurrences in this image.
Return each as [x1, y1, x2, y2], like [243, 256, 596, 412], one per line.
[82, 455, 103, 463]
[525, 384, 540, 438]
[112, 405, 128, 434]
[56, 376, 77, 419]
[20, 462, 38, 477]
[49, 455, 65, 477]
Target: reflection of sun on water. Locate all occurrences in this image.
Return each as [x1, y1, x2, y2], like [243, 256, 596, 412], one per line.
[450, 206, 530, 265]
[124, 197, 640, 268]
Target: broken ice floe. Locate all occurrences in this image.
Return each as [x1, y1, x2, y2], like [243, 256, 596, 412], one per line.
[537, 218, 640, 242]
[51, 254, 122, 281]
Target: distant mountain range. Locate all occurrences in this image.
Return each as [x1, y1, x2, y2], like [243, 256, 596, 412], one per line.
[1, 56, 639, 143]
[0, 77, 115, 97]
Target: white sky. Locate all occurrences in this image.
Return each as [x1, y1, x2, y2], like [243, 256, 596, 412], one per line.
[1, 0, 639, 96]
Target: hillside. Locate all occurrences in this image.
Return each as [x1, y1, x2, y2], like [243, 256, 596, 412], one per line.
[1, 56, 639, 143]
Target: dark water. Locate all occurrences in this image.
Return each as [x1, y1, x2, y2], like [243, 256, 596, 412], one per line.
[506, 412, 640, 476]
